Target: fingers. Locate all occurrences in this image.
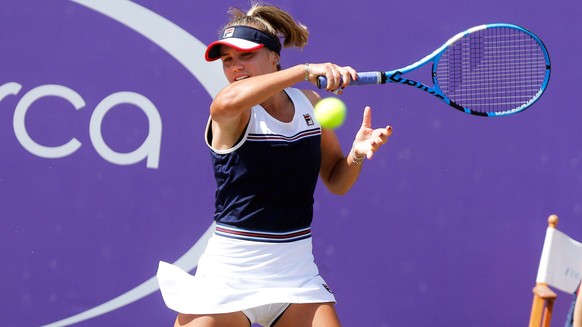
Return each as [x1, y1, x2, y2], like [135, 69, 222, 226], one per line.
[339, 66, 357, 88]
[310, 63, 357, 92]
[365, 129, 391, 159]
[323, 65, 342, 91]
[362, 106, 392, 141]
[345, 66, 358, 83]
[376, 125, 393, 146]
[356, 106, 393, 160]
[361, 106, 372, 129]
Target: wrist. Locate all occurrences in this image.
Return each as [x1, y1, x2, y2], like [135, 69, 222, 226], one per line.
[351, 143, 365, 165]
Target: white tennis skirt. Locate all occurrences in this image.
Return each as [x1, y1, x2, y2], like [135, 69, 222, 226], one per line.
[157, 233, 336, 314]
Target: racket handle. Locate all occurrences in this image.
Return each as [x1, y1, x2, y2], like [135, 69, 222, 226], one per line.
[316, 72, 385, 89]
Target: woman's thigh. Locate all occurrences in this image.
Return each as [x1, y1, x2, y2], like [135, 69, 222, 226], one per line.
[274, 302, 341, 327]
[174, 312, 250, 327]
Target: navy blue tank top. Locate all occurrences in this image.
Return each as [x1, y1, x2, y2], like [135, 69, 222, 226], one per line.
[205, 88, 321, 241]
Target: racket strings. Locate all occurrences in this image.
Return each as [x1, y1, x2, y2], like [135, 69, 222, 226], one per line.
[435, 27, 548, 114]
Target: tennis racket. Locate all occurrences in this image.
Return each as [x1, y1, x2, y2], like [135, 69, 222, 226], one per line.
[317, 23, 551, 117]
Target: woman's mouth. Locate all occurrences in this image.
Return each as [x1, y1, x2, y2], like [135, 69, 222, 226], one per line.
[234, 75, 250, 81]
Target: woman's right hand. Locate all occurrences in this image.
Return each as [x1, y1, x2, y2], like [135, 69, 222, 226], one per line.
[305, 63, 358, 93]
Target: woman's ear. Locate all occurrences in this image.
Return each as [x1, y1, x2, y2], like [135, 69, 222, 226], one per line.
[269, 52, 280, 66]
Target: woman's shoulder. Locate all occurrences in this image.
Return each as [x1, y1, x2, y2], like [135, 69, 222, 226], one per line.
[286, 88, 321, 107]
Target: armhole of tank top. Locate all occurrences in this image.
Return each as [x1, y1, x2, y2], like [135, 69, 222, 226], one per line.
[204, 114, 251, 155]
[286, 88, 316, 113]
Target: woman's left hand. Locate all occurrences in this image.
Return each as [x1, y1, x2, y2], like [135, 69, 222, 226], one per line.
[351, 106, 392, 160]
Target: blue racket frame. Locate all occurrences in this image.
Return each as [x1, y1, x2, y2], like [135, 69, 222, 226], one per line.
[317, 23, 551, 117]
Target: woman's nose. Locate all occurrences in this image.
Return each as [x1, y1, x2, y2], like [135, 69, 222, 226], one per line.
[231, 59, 243, 72]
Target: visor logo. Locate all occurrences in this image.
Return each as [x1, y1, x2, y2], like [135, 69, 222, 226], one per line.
[223, 27, 235, 38]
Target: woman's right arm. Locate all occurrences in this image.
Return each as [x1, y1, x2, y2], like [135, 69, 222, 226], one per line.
[210, 64, 305, 122]
[209, 64, 305, 149]
[209, 62, 355, 149]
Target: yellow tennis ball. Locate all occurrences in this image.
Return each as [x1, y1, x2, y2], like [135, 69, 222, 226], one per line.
[314, 97, 346, 129]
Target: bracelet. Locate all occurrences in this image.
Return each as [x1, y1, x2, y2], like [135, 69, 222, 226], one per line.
[352, 154, 365, 165]
[304, 63, 310, 81]
[351, 145, 365, 165]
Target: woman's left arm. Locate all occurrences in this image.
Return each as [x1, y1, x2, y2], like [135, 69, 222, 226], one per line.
[318, 104, 392, 195]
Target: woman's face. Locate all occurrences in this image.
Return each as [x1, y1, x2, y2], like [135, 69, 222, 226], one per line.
[219, 46, 279, 83]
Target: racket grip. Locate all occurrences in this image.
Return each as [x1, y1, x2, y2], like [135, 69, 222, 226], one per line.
[316, 72, 384, 89]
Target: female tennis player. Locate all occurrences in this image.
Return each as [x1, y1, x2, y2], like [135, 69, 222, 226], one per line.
[157, 3, 392, 326]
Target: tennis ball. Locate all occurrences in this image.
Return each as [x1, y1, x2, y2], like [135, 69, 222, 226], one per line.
[314, 97, 346, 129]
